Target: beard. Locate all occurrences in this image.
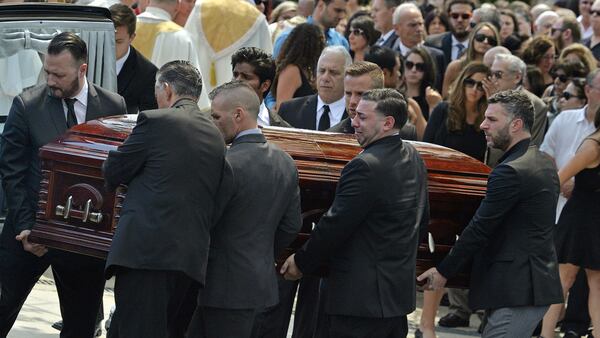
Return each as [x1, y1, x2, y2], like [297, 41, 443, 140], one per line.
[452, 27, 470, 40]
[49, 76, 80, 99]
[488, 124, 512, 151]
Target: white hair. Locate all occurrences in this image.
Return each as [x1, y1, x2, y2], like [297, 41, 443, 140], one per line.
[392, 2, 421, 25]
[535, 10, 558, 28]
[495, 53, 526, 78]
[319, 46, 352, 67]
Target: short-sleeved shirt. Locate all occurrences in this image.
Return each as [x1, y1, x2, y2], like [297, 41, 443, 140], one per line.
[272, 16, 349, 58]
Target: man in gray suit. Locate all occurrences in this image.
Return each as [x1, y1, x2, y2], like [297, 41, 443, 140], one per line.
[103, 61, 227, 338]
[0, 32, 127, 338]
[187, 81, 301, 338]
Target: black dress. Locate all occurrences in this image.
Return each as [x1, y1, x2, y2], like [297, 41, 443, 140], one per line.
[556, 138, 600, 269]
[293, 69, 315, 98]
[423, 102, 487, 161]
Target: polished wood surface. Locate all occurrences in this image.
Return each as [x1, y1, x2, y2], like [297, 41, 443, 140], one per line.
[30, 115, 491, 288]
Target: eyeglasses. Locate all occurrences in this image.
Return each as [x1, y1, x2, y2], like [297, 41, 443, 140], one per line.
[553, 73, 569, 83]
[551, 27, 564, 35]
[474, 33, 497, 46]
[470, 21, 477, 28]
[405, 61, 425, 72]
[591, 9, 600, 16]
[254, 0, 264, 4]
[562, 91, 583, 100]
[490, 70, 505, 79]
[449, 12, 472, 20]
[349, 28, 365, 36]
[464, 78, 484, 91]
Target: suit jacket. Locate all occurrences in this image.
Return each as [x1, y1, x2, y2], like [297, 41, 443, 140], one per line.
[380, 32, 398, 49]
[278, 94, 348, 130]
[327, 117, 418, 141]
[0, 83, 126, 239]
[199, 132, 302, 309]
[423, 45, 447, 92]
[103, 98, 227, 284]
[437, 139, 563, 310]
[117, 46, 158, 114]
[268, 106, 292, 128]
[425, 32, 453, 67]
[295, 135, 429, 318]
[526, 89, 549, 147]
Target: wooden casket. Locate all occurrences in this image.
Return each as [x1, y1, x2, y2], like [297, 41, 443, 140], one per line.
[29, 115, 491, 288]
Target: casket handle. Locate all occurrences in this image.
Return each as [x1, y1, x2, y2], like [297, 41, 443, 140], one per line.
[55, 196, 73, 219]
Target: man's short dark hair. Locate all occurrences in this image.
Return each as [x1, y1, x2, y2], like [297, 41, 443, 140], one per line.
[446, 0, 475, 12]
[561, 17, 582, 43]
[361, 88, 408, 129]
[231, 47, 275, 85]
[157, 61, 203, 99]
[364, 46, 396, 73]
[47, 32, 88, 65]
[110, 3, 137, 36]
[488, 90, 534, 133]
[209, 80, 260, 118]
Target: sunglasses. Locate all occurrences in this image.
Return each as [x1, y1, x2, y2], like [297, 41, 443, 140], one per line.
[474, 33, 497, 46]
[405, 61, 425, 72]
[591, 9, 600, 16]
[449, 12, 472, 20]
[562, 91, 583, 100]
[349, 28, 365, 36]
[464, 78, 484, 91]
[553, 73, 569, 83]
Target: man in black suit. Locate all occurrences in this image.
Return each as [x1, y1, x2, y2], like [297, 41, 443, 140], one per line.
[230, 47, 291, 127]
[371, 0, 402, 49]
[0, 32, 127, 338]
[392, 3, 446, 91]
[110, 4, 158, 114]
[425, 0, 474, 66]
[282, 88, 429, 338]
[103, 61, 227, 337]
[328, 61, 417, 140]
[187, 81, 302, 338]
[419, 90, 563, 337]
[279, 46, 349, 130]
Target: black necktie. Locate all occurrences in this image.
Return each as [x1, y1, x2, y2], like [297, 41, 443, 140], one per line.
[65, 98, 78, 128]
[318, 105, 330, 131]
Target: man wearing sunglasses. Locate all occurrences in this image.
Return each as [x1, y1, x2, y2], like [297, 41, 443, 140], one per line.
[425, 0, 475, 66]
[581, 0, 600, 63]
[551, 17, 582, 52]
[482, 53, 549, 150]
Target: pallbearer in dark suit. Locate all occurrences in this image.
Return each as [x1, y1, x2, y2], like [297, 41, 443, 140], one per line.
[187, 81, 302, 338]
[282, 88, 430, 338]
[230, 47, 290, 127]
[103, 61, 227, 338]
[0, 32, 127, 338]
[419, 90, 563, 338]
[110, 4, 158, 114]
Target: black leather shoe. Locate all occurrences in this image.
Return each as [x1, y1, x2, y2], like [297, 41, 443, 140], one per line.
[438, 313, 470, 328]
[51, 320, 63, 331]
[414, 329, 423, 338]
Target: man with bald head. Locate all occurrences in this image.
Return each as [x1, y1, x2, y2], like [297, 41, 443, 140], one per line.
[187, 81, 302, 338]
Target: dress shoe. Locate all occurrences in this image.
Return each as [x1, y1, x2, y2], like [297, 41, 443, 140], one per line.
[438, 313, 469, 328]
[51, 320, 101, 337]
[414, 328, 423, 338]
[564, 330, 583, 338]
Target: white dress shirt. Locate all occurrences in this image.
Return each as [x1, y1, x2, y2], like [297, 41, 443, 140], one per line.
[394, 39, 422, 57]
[316, 95, 346, 128]
[377, 30, 395, 46]
[62, 78, 89, 125]
[258, 101, 270, 127]
[540, 105, 596, 220]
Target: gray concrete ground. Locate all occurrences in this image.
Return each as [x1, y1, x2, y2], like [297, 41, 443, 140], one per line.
[6, 269, 483, 338]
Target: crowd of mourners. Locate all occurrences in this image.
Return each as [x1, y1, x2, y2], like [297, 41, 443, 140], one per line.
[1, 0, 600, 337]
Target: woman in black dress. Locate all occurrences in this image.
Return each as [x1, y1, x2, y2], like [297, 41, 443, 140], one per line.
[541, 108, 600, 338]
[417, 62, 490, 338]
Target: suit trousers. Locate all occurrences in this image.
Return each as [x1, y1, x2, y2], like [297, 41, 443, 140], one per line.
[447, 288, 472, 320]
[483, 306, 549, 338]
[0, 240, 105, 338]
[327, 314, 408, 338]
[189, 306, 256, 338]
[107, 268, 198, 338]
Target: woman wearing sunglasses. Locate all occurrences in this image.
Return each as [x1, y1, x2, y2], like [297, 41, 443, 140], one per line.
[416, 62, 491, 338]
[542, 61, 587, 124]
[405, 46, 440, 120]
[442, 22, 500, 97]
[558, 78, 587, 114]
[345, 13, 380, 62]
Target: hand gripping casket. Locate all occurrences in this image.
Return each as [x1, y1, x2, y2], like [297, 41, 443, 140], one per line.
[29, 115, 490, 288]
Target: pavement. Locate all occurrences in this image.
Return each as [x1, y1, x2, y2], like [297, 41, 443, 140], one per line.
[7, 269, 483, 338]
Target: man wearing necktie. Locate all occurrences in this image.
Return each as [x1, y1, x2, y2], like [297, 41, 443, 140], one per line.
[0, 32, 127, 337]
[279, 46, 350, 131]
